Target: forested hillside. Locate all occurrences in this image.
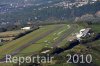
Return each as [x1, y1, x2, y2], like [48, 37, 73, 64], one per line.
[0, 1, 100, 24]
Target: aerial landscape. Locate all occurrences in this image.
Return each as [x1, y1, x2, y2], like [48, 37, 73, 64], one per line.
[0, 0, 100, 66]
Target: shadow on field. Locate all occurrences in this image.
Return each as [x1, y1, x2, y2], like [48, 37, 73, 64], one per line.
[52, 40, 79, 55]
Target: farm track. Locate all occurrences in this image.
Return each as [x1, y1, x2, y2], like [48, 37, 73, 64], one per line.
[0, 25, 63, 61]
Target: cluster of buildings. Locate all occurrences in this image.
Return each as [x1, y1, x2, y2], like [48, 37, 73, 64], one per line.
[54, 0, 98, 8]
[76, 28, 91, 40]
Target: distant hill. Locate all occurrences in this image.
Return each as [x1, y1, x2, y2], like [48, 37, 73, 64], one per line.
[0, 1, 100, 24]
[74, 2, 100, 22]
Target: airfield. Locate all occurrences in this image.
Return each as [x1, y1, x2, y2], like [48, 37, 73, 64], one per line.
[0, 24, 100, 66]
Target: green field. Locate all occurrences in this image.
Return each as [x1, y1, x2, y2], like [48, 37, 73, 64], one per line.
[0, 24, 79, 65]
[1, 24, 78, 57]
[18, 24, 82, 56]
[0, 24, 64, 58]
[19, 24, 69, 54]
[0, 23, 99, 66]
[0, 30, 27, 36]
[90, 24, 100, 33]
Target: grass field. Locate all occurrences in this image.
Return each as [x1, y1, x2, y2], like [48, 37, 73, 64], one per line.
[0, 30, 26, 35]
[18, 24, 70, 54]
[0, 30, 29, 42]
[17, 24, 83, 56]
[0, 30, 27, 37]
[0, 23, 99, 66]
[0, 24, 67, 58]
[0, 24, 71, 66]
[90, 24, 100, 33]
[87, 24, 100, 66]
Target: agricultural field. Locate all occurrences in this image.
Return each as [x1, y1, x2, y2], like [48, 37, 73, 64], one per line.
[0, 30, 29, 42]
[0, 30, 27, 37]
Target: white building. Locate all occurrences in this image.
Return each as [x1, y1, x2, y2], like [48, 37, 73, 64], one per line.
[90, 0, 97, 4]
[76, 0, 89, 7]
[21, 27, 31, 30]
[76, 28, 91, 39]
